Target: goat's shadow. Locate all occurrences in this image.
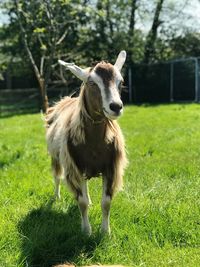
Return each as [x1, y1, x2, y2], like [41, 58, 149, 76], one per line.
[18, 200, 103, 267]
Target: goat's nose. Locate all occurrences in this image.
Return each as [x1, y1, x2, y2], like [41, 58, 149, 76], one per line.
[109, 102, 123, 113]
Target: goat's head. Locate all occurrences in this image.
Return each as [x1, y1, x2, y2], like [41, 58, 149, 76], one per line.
[58, 51, 126, 120]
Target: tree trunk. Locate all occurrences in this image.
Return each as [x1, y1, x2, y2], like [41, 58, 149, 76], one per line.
[105, 0, 115, 55]
[128, 0, 137, 64]
[14, 0, 49, 113]
[39, 78, 49, 113]
[96, 0, 107, 51]
[143, 0, 164, 64]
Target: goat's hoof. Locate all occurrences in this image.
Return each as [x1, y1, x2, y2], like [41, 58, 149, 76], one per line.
[54, 193, 61, 200]
[82, 225, 92, 236]
[101, 226, 111, 236]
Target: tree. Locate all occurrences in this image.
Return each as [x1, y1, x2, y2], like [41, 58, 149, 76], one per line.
[143, 0, 165, 64]
[169, 32, 200, 58]
[2, 0, 89, 112]
[127, 0, 138, 64]
[1, 0, 199, 107]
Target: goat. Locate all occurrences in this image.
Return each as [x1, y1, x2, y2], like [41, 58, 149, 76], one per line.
[46, 51, 127, 235]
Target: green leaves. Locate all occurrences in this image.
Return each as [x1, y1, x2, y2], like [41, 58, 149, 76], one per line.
[0, 0, 199, 89]
[33, 27, 46, 34]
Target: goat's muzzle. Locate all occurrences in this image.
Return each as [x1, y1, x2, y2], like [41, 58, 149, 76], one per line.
[109, 102, 123, 114]
[103, 101, 123, 120]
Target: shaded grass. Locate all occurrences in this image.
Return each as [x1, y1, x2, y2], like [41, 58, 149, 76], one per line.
[0, 103, 39, 119]
[0, 104, 200, 267]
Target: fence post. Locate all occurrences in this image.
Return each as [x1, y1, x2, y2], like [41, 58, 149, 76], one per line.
[170, 62, 174, 102]
[195, 58, 199, 102]
[198, 58, 200, 102]
[195, 58, 200, 102]
[128, 67, 132, 103]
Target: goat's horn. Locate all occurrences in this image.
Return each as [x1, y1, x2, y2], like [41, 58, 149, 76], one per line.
[58, 60, 75, 67]
[58, 60, 88, 82]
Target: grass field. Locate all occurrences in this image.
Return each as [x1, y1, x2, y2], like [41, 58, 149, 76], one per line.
[0, 104, 200, 267]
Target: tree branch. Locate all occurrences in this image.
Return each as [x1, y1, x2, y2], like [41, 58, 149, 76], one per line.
[14, 0, 49, 112]
[43, 0, 57, 86]
[40, 56, 45, 76]
[128, 0, 138, 63]
[56, 29, 68, 45]
[14, 0, 41, 82]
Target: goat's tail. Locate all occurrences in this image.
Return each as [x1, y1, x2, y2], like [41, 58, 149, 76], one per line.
[45, 106, 55, 128]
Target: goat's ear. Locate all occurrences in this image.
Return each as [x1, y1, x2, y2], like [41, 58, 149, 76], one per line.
[58, 60, 88, 82]
[114, 50, 127, 71]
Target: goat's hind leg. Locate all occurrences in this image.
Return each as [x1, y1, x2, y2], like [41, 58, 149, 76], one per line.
[51, 158, 62, 199]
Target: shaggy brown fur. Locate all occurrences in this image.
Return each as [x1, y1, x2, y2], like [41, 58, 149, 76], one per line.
[46, 82, 127, 198]
[46, 57, 127, 234]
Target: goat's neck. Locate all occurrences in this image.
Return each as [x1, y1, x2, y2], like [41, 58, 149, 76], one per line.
[82, 85, 107, 139]
[83, 85, 105, 124]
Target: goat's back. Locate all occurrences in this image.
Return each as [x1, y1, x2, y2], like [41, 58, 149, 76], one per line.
[46, 97, 77, 128]
[46, 96, 79, 158]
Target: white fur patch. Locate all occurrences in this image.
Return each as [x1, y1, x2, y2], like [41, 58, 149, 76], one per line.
[90, 68, 123, 120]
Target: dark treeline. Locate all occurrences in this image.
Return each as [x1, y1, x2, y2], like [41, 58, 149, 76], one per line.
[0, 0, 200, 110]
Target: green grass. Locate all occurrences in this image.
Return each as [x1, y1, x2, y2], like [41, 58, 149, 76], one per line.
[0, 104, 200, 267]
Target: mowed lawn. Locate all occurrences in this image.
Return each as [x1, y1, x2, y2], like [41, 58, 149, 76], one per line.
[0, 104, 200, 267]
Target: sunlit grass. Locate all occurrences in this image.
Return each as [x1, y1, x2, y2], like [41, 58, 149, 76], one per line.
[0, 104, 200, 266]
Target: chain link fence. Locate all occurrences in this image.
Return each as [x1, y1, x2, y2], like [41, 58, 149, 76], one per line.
[128, 57, 200, 103]
[1, 57, 200, 115]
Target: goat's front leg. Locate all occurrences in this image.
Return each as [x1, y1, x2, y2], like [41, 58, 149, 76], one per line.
[101, 176, 112, 234]
[78, 179, 92, 235]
